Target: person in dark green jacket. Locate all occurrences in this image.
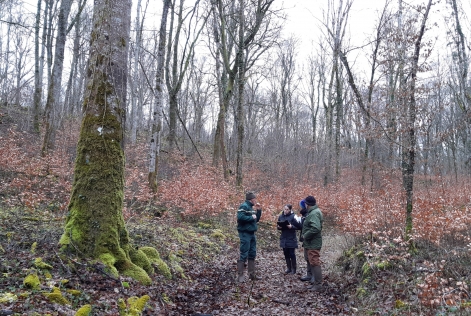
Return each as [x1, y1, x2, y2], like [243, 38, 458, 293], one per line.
[236, 192, 262, 282]
[302, 195, 324, 291]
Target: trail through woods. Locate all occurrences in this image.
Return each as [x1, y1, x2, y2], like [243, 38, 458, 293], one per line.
[162, 243, 354, 315]
[0, 208, 355, 315]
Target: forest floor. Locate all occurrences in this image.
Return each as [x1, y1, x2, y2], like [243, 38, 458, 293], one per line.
[2, 206, 470, 316]
[0, 206, 356, 316]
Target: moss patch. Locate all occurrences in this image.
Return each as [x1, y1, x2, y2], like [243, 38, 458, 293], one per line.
[75, 304, 92, 316]
[121, 261, 152, 285]
[23, 273, 40, 289]
[118, 295, 150, 316]
[129, 248, 153, 275]
[43, 287, 70, 305]
[34, 257, 53, 270]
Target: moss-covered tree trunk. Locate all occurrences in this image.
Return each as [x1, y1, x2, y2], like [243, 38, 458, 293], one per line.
[60, 0, 151, 284]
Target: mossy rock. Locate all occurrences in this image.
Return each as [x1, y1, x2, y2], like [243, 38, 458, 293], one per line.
[43, 287, 70, 305]
[129, 248, 154, 275]
[356, 287, 367, 298]
[169, 253, 186, 279]
[210, 229, 225, 240]
[361, 262, 371, 277]
[197, 222, 212, 229]
[99, 253, 119, 278]
[375, 260, 392, 270]
[23, 273, 40, 289]
[121, 261, 152, 285]
[31, 242, 37, 254]
[139, 246, 160, 261]
[75, 304, 92, 316]
[66, 289, 82, 296]
[0, 292, 18, 303]
[34, 257, 53, 270]
[395, 299, 407, 308]
[140, 246, 171, 279]
[154, 257, 172, 279]
[118, 295, 150, 316]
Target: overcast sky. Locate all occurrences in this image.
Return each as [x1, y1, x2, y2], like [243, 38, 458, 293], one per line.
[279, 0, 471, 79]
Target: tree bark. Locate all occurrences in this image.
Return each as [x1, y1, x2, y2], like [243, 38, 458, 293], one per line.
[33, 0, 42, 134]
[235, 0, 245, 187]
[60, 0, 151, 284]
[148, 0, 170, 193]
[403, 0, 432, 242]
[130, 0, 142, 144]
[42, 0, 73, 156]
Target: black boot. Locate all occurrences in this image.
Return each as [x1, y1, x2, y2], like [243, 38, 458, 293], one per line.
[290, 256, 297, 274]
[248, 259, 261, 280]
[284, 257, 292, 274]
[236, 260, 245, 283]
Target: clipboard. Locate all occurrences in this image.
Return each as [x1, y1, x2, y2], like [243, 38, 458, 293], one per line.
[277, 220, 290, 228]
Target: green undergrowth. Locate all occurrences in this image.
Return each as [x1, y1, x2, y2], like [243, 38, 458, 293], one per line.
[0, 205, 238, 315]
[333, 234, 471, 315]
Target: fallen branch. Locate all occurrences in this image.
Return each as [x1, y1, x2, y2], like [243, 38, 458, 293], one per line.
[272, 298, 291, 305]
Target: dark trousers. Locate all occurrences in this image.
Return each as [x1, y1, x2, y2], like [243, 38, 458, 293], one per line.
[239, 231, 256, 261]
[282, 247, 296, 260]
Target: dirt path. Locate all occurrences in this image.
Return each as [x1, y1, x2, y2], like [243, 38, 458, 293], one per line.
[162, 232, 356, 316]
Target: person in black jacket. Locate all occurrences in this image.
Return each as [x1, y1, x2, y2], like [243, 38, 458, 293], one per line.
[277, 204, 302, 274]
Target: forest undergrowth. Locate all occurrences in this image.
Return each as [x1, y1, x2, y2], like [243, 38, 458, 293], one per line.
[1, 118, 471, 315]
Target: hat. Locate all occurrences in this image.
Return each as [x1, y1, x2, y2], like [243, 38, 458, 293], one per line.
[305, 196, 316, 206]
[299, 199, 307, 210]
[246, 192, 256, 200]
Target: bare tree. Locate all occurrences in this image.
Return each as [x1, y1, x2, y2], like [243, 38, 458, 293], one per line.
[165, 0, 208, 151]
[42, 0, 74, 156]
[129, 0, 143, 144]
[33, 0, 43, 133]
[211, 0, 276, 183]
[148, 0, 171, 193]
[402, 0, 432, 241]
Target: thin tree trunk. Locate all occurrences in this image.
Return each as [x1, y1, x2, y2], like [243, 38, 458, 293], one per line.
[235, 0, 245, 187]
[130, 0, 142, 144]
[42, 0, 73, 156]
[148, 0, 170, 193]
[403, 0, 432, 242]
[33, 0, 42, 133]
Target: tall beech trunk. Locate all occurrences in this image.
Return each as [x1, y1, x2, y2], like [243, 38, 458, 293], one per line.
[60, 0, 152, 284]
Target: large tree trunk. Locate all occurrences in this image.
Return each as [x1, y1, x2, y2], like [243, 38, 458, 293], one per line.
[59, 0, 151, 284]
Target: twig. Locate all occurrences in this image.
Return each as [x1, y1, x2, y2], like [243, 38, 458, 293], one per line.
[53, 249, 71, 275]
[272, 299, 290, 305]
[247, 279, 255, 307]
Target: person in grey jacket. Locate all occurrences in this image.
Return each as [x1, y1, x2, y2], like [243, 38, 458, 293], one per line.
[277, 204, 302, 274]
[302, 195, 324, 291]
